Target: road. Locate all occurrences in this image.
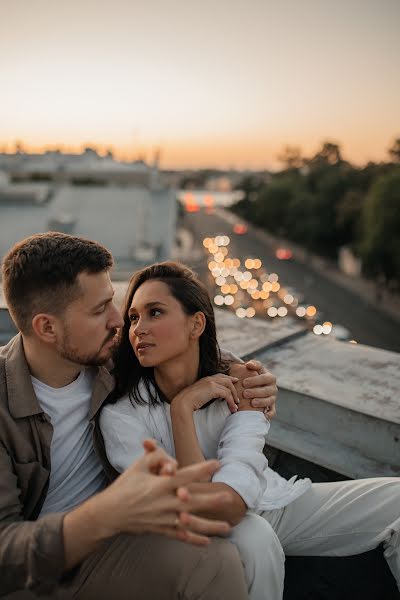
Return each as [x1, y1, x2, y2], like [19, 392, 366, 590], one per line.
[183, 208, 400, 353]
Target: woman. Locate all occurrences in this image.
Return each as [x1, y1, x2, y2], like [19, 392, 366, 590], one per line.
[100, 262, 400, 600]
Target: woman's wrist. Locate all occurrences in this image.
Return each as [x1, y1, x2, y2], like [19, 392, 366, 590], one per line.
[171, 392, 195, 416]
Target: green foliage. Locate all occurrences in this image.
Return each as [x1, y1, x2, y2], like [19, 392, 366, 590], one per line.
[359, 169, 400, 281]
[231, 140, 400, 283]
[388, 138, 400, 163]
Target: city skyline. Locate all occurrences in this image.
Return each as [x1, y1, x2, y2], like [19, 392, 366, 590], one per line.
[1, 0, 399, 169]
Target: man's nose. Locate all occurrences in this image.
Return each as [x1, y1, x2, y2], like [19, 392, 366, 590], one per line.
[110, 303, 124, 328]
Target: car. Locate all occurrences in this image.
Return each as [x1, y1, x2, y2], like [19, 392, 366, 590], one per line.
[233, 223, 248, 235]
[275, 247, 293, 260]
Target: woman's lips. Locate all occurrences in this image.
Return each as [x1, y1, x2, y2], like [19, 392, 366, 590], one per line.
[136, 343, 155, 353]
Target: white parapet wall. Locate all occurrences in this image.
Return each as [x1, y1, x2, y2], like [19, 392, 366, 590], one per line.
[215, 309, 400, 479]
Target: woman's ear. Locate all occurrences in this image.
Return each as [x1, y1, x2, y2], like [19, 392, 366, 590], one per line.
[190, 312, 206, 339]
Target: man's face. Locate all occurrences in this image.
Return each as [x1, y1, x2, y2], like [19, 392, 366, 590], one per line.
[56, 271, 123, 367]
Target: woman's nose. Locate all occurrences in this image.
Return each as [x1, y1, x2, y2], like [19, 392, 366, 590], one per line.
[133, 318, 147, 336]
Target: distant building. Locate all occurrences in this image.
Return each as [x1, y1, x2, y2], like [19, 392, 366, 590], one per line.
[0, 149, 157, 187]
[0, 184, 176, 277]
[0, 151, 177, 277]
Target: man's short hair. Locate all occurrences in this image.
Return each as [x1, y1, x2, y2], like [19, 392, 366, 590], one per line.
[2, 232, 113, 334]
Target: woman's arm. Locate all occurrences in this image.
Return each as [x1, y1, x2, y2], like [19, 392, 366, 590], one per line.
[170, 400, 206, 470]
[170, 400, 248, 525]
[170, 372, 268, 525]
[170, 374, 240, 470]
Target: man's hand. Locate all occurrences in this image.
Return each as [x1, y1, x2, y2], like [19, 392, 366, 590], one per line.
[96, 442, 232, 543]
[63, 442, 232, 570]
[229, 360, 277, 418]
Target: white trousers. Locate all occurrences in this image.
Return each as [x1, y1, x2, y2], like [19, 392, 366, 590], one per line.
[229, 477, 400, 600]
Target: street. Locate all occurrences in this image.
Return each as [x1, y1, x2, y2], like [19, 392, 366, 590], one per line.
[183, 208, 400, 353]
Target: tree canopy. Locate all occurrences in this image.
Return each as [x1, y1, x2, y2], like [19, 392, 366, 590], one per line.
[231, 139, 400, 285]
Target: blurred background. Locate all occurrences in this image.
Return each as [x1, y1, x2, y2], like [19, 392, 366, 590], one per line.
[0, 1, 399, 595]
[1, 0, 399, 351]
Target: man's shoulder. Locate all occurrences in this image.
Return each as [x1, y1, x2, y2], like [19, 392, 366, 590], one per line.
[0, 334, 25, 409]
[0, 334, 21, 360]
[0, 335, 18, 378]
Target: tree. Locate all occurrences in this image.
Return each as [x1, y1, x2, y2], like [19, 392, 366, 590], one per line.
[359, 169, 400, 282]
[308, 141, 343, 167]
[388, 138, 400, 163]
[277, 145, 303, 170]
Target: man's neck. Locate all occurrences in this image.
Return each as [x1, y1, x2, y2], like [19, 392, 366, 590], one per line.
[23, 336, 82, 389]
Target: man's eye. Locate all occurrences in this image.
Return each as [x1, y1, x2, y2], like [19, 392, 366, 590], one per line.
[95, 306, 106, 314]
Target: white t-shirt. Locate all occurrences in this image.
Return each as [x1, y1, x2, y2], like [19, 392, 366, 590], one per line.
[32, 369, 107, 516]
[100, 382, 311, 511]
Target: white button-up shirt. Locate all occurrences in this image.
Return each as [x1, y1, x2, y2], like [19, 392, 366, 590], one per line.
[100, 382, 311, 511]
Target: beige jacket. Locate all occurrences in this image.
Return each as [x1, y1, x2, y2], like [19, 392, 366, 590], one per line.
[0, 334, 116, 596]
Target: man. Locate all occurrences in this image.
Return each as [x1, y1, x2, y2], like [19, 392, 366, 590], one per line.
[0, 232, 277, 599]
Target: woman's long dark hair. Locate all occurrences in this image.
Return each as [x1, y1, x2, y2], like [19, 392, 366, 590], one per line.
[109, 261, 229, 406]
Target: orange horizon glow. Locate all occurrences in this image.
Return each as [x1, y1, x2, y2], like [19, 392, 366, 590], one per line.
[0, 133, 398, 171]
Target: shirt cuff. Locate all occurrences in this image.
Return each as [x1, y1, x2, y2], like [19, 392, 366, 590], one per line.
[212, 463, 266, 510]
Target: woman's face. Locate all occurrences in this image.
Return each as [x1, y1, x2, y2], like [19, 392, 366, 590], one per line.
[128, 279, 195, 368]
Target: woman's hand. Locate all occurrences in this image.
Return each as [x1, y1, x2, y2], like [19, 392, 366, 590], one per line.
[171, 373, 241, 414]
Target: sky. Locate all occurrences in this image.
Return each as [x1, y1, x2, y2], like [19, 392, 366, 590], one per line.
[1, 0, 399, 169]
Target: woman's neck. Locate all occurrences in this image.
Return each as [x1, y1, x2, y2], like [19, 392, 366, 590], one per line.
[154, 344, 200, 402]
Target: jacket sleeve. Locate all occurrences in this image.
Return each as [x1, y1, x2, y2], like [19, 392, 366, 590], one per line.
[0, 443, 66, 596]
[211, 411, 270, 510]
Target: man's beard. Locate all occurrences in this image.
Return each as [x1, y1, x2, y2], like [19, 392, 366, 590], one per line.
[58, 328, 118, 367]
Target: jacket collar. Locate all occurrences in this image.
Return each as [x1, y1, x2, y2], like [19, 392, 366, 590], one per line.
[6, 334, 43, 419]
[89, 366, 115, 421]
[5, 333, 115, 420]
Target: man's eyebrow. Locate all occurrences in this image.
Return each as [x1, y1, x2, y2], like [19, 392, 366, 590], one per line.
[128, 301, 168, 314]
[92, 293, 114, 311]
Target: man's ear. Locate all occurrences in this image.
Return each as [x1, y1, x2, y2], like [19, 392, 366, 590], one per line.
[190, 312, 206, 339]
[31, 313, 58, 344]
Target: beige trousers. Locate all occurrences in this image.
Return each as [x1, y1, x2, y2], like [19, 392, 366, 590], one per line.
[4, 533, 249, 600]
[230, 477, 400, 600]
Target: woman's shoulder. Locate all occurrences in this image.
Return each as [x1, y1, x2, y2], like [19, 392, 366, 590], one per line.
[101, 394, 137, 416]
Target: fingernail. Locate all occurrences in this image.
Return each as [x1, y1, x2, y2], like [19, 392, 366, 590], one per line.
[231, 377, 239, 382]
[235, 397, 240, 405]
[252, 400, 262, 407]
[243, 390, 251, 398]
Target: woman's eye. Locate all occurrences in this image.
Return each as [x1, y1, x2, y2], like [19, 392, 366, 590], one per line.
[129, 314, 138, 322]
[151, 309, 162, 317]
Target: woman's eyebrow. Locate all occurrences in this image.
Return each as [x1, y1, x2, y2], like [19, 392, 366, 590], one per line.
[128, 300, 168, 314]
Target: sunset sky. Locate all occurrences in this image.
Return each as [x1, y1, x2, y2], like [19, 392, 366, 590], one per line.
[1, 0, 399, 169]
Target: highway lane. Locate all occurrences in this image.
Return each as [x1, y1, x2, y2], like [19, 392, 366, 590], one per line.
[183, 208, 400, 353]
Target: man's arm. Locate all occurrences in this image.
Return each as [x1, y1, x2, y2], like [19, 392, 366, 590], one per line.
[0, 444, 66, 596]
